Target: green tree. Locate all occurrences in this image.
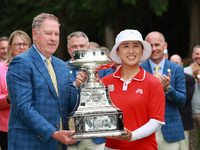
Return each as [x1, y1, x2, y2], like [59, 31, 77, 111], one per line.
[0, 0, 197, 62]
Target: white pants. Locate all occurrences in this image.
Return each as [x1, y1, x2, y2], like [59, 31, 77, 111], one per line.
[156, 129, 180, 150]
[67, 139, 105, 150]
[178, 131, 189, 150]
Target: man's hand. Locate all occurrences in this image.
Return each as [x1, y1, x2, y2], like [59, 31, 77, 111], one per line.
[52, 130, 78, 145]
[190, 62, 200, 78]
[158, 73, 171, 91]
[74, 71, 88, 88]
[106, 128, 132, 141]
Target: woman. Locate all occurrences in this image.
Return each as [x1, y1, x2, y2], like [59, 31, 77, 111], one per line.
[101, 29, 165, 150]
[0, 30, 31, 150]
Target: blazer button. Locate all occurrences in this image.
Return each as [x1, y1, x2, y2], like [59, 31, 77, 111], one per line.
[56, 125, 60, 129]
[60, 108, 62, 111]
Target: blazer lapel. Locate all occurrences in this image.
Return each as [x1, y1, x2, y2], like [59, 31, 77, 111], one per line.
[145, 60, 153, 74]
[30, 46, 59, 100]
[163, 59, 172, 76]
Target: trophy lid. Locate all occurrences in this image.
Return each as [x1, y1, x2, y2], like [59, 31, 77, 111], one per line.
[70, 49, 111, 66]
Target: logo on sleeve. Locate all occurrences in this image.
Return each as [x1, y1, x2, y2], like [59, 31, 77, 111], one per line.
[108, 84, 114, 91]
[136, 89, 143, 94]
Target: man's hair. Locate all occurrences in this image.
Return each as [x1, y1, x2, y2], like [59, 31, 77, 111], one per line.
[89, 42, 100, 48]
[32, 13, 60, 32]
[67, 31, 89, 47]
[0, 36, 8, 42]
[193, 45, 200, 54]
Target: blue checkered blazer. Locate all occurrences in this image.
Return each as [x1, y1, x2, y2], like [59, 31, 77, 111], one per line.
[140, 59, 186, 142]
[6, 46, 79, 150]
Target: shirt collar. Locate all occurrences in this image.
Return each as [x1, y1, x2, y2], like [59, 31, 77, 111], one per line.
[113, 66, 146, 82]
[149, 58, 165, 71]
[33, 44, 52, 61]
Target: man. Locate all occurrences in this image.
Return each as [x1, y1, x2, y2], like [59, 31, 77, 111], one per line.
[6, 13, 86, 150]
[170, 54, 195, 150]
[0, 37, 8, 62]
[140, 31, 186, 150]
[66, 31, 106, 150]
[184, 45, 200, 150]
[67, 31, 90, 59]
[89, 41, 100, 49]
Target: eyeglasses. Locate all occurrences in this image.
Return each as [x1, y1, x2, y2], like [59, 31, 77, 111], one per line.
[12, 43, 30, 48]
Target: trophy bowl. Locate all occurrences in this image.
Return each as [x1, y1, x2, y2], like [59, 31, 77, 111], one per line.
[69, 49, 127, 139]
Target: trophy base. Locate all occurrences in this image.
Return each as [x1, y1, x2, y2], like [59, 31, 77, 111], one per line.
[70, 109, 127, 139]
[72, 130, 127, 139]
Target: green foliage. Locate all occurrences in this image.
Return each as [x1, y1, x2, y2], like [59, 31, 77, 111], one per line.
[123, 0, 137, 5]
[149, 0, 169, 16]
[0, 0, 169, 38]
[0, 0, 191, 59]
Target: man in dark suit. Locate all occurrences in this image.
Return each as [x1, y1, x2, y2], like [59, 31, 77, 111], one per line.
[6, 13, 86, 150]
[140, 31, 186, 150]
[170, 54, 195, 149]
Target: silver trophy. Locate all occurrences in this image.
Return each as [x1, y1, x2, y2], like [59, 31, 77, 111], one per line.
[69, 49, 127, 139]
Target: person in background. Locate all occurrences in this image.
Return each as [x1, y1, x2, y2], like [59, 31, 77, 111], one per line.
[0, 30, 31, 150]
[140, 31, 186, 150]
[0, 37, 8, 62]
[170, 54, 195, 150]
[102, 29, 165, 150]
[184, 45, 200, 150]
[67, 31, 90, 59]
[89, 41, 100, 49]
[66, 31, 106, 150]
[6, 13, 86, 150]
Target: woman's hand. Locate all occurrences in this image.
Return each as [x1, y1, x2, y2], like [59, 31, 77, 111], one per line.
[106, 128, 132, 141]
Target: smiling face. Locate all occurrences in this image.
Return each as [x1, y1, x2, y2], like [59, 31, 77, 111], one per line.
[145, 32, 167, 64]
[32, 18, 60, 58]
[117, 41, 143, 67]
[9, 35, 30, 57]
[192, 47, 200, 66]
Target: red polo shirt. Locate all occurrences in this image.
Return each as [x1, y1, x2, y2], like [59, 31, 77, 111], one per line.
[101, 67, 165, 150]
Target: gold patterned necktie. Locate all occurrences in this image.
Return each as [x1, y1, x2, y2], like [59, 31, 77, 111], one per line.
[154, 65, 160, 77]
[45, 59, 58, 96]
[46, 59, 62, 130]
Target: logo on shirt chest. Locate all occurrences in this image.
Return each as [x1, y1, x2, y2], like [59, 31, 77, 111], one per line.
[136, 88, 143, 94]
